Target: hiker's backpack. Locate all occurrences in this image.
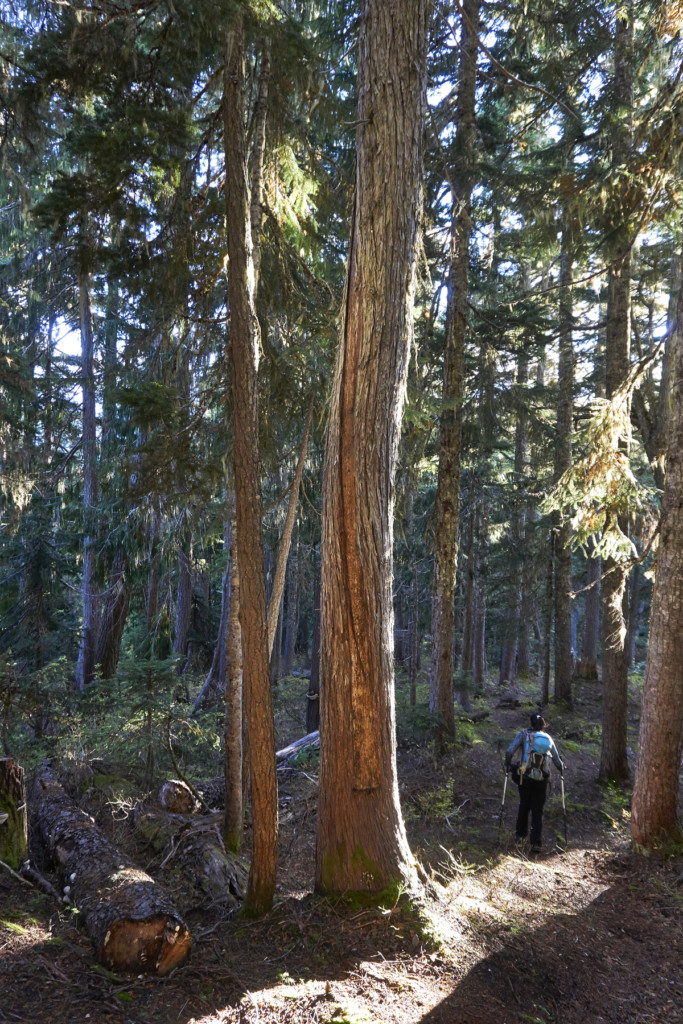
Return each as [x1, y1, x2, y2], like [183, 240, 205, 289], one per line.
[520, 730, 552, 781]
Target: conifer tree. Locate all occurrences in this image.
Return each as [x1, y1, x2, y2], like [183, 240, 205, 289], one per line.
[631, 270, 683, 847]
[430, 0, 479, 743]
[600, 4, 635, 783]
[224, 13, 277, 915]
[316, 0, 428, 895]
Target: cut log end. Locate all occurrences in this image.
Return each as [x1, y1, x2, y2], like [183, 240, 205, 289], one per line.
[30, 770, 192, 976]
[100, 913, 191, 976]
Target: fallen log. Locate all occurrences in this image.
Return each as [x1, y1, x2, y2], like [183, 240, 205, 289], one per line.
[275, 730, 320, 762]
[159, 779, 197, 814]
[133, 808, 246, 914]
[0, 758, 28, 869]
[30, 773, 191, 975]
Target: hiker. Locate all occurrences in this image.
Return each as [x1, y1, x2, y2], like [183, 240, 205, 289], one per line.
[505, 712, 564, 852]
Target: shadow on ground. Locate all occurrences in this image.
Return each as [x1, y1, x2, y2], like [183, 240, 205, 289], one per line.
[418, 867, 683, 1024]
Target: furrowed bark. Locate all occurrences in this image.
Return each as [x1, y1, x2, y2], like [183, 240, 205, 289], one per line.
[316, 0, 428, 895]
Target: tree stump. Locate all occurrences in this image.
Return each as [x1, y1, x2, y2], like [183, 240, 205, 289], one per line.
[30, 773, 191, 975]
[0, 758, 28, 869]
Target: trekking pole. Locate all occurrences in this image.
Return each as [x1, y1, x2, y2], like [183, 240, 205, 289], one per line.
[560, 773, 568, 844]
[497, 770, 508, 844]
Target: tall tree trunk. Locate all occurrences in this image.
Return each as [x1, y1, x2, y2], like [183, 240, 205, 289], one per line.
[173, 532, 193, 672]
[282, 527, 300, 676]
[542, 531, 555, 707]
[626, 561, 641, 666]
[554, 222, 574, 703]
[429, 0, 479, 744]
[316, 0, 428, 895]
[306, 568, 321, 734]
[94, 275, 130, 679]
[631, 266, 683, 847]
[599, 6, 634, 784]
[194, 520, 232, 712]
[267, 399, 313, 660]
[144, 508, 161, 785]
[224, 517, 244, 854]
[578, 332, 603, 682]
[632, 246, 680, 492]
[577, 538, 601, 680]
[270, 592, 284, 685]
[76, 268, 98, 691]
[94, 548, 129, 678]
[224, 17, 277, 915]
[471, 327, 495, 689]
[472, 500, 488, 688]
[517, 495, 533, 677]
[250, 42, 270, 293]
[409, 563, 420, 708]
[498, 350, 528, 686]
[461, 506, 475, 678]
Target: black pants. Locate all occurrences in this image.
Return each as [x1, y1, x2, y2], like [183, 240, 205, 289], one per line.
[515, 775, 548, 847]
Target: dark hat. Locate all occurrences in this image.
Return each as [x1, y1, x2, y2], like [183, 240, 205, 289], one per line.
[530, 713, 546, 730]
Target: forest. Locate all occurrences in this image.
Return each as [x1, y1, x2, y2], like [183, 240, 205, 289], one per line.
[0, 1, 682, 1022]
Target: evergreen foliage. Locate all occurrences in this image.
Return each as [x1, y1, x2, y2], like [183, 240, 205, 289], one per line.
[1, 0, 681, 851]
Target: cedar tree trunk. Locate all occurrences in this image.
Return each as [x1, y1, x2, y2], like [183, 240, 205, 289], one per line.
[316, 0, 428, 895]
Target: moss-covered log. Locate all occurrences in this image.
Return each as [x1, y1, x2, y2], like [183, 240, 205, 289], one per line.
[133, 808, 245, 914]
[30, 773, 191, 975]
[0, 758, 28, 869]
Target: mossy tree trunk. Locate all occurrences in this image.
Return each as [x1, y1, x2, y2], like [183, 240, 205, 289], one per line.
[0, 758, 28, 870]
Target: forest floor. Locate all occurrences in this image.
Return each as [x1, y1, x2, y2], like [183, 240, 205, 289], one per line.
[1, 673, 682, 1024]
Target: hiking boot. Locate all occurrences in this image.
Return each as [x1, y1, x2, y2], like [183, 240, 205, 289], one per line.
[530, 844, 542, 855]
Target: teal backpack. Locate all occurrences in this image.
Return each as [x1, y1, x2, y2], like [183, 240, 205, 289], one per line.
[521, 730, 552, 781]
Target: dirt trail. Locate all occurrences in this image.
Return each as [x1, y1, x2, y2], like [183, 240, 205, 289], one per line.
[1, 681, 681, 1024]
